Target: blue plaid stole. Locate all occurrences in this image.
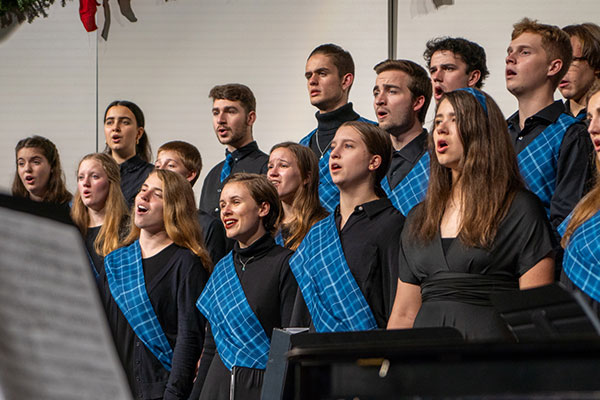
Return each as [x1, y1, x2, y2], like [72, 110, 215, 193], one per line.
[517, 113, 577, 216]
[196, 252, 270, 371]
[382, 152, 430, 216]
[104, 241, 173, 371]
[289, 214, 378, 332]
[274, 230, 284, 247]
[300, 117, 376, 213]
[560, 210, 600, 303]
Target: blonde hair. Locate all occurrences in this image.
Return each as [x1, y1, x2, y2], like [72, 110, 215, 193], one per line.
[123, 169, 212, 272]
[71, 153, 128, 256]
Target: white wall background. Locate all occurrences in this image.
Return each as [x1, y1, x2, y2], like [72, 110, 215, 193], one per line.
[1, 0, 599, 201]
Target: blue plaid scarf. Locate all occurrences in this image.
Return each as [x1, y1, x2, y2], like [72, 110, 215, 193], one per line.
[382, 152, 430, 216]
[559, 210, 600, 303]
[196, 252, 270, 371]
[289, 214, 378, 332]
[274, 229, 285, 247]
[517, 113, 577, 217]
[104, 241, 173, 371]
[300, 117, 376, 213]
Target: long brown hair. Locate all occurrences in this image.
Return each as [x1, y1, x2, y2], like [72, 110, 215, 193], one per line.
[562, 83, 600, 247]
[123, 169, 212, 272]
[12, 135, 72, 204]
[71, 153, 128, 256]
[270, 142, 328, 250]
[410, 90, 524, 248]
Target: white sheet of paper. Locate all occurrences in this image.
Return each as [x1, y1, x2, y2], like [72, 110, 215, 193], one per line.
[0, 206, 132, 400]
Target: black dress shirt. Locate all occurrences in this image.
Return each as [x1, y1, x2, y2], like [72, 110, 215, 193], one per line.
[119, 155, 154, 208]
[333, 198, 405, 328]
[387, 129, 428, 188]
[507, 100, 594, 230]
[564, 99, 587, 120]
[308, 102, 361, 157]
[199, 141, 268, 218]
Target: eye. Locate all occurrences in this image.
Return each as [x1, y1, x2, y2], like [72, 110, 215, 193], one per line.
[344, 143, 353, 149]
[17, 161, 25, 167]
[319, 71, 327, 77]
[105, 120, 113, 125]
[434, 119, 442, 126]
[267, 163, 274, 170]
[373, 89, 380, 97]
[154, 192, 162, 199]
[212, 110, 219, 116]
[167, 164, 176, 169]
[389, 89, 398, 95]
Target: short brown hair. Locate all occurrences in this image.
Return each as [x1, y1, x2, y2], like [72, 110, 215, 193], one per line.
[563, 23, 600, 74]
[224, 173, 281, 235]
[339, 121, 392, 198]
[209, 83, 256, 114]
[374, 59, 433, 123]
[512, 18, 573, 86]
[157, 141, 202, 186]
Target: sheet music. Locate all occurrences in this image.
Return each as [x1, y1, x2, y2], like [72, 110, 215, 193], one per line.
[0, 206, 132, 400]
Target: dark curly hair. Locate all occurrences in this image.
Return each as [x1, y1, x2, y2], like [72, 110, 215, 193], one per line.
[424, 37, 489, 88]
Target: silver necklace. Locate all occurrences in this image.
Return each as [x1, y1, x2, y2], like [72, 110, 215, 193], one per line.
[315, 130, 333, 160]
[239, 255, 255, 271]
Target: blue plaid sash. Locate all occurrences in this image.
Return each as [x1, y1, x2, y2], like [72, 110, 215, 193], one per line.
[300, 117, 376, 213]
[104, 241, 173, 371]
[196, 252, 270, 371]
[560, 210, 600, 303]
[382, 152, 430, 216]
[289, 214, 378, 332]
[517, 113, 577, 216]
[274, 230, 284, 247]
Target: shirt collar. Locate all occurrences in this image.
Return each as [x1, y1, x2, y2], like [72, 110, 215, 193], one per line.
[315, 102, 359, 132]
[393, 129, 428, 163]
[225, 141, 259, 159]
[334, 197, 393, 220]
[119, 155, 148, 173]
[507, 100, 565, 131]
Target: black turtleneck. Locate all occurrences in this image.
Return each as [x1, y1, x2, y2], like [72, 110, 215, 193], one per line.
[309, 102, 360, 158]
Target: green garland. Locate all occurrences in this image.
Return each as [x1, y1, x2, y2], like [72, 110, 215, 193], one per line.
[0, 0, 70, 28]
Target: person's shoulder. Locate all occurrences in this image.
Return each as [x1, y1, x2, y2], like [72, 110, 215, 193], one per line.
[510, 189, 547, 219]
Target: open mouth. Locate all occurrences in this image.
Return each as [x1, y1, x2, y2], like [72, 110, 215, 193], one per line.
[137, 204, 148, 214]
[437, 140, 449, 153]
[330, 163, 341, 172]
[25, 175, 34, 184]
[310, 90, 320, 97]
[377, 109, 388, 119]
[559, 79, 570, 89]
[505, 69, 516, 79]
[593, 138, 600, 150]
[223, 218, 237, 229]
[434, 86, 444, 99]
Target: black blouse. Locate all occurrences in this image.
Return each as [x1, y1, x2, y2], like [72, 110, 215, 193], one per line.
[101, 243, 209, 400]
[399, 190, 554, 340]
[119, 155, 154, 208]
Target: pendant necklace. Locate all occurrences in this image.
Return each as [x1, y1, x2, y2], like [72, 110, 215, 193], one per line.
[239, 255, 255, 272]
[316, 130, 333, 160]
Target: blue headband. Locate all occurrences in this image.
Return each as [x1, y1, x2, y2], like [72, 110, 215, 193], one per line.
[456, 87, 487, 113]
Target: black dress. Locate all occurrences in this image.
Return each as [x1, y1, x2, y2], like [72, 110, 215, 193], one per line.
[100, 244, 209, 400]
[398, 190, 554, 341]
[192, 234, 297, 400]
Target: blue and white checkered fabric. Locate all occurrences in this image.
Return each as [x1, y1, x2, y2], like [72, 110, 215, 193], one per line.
[289, 215, 378, 333]
[105, 241, 173, 371]
[517, 113, 576, 217]
[274, 230, 285, 247]
[300, 117, 376, 213]
[383, 152, 430, 216]
[562, 210, 600, 303]
[196, 252, 270, 371]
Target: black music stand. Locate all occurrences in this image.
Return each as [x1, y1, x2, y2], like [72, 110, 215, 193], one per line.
[491, 282, 600, 341]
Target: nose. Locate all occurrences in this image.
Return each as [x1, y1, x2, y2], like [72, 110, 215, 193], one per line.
[308, 73, 317, 86]
[268, 166, 279, 178]
[82, 176, 91, 187]
[505, 51, 515, 65]
[221, 202, 232, 217]
[216, 112, 226, 124]
[432, 69, 443, 82]
[374, 91, 385, 106]
[23, 161, 32, 172]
